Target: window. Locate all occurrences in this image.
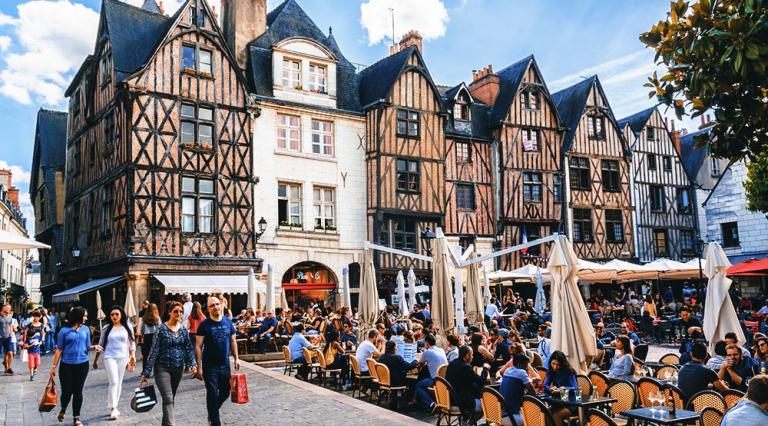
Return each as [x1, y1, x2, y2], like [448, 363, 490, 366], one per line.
[278, 182, 302, 226]
[587, 115, 605, 139]
[647, 154, 657, 171]
[311, 120, 333, 156]
[392, 220, 417, 252]
[453, 92, 471, 120]
[100, 182, 113, 236]
[308, 63, 327, 93]
[605, 209, 623, 243]
[711, 158, 720, 176]
[396, 109, 419, 138]
[456, 142, 471, 163]
[721, 222, 739, 247]
[523, 172, 542, 202]
[653, 228, 668, 256]
[663, 156, 672, 172]
[181, 177, 215, 233]
[71, 90, 81, 120]
[100, 51, 112, 83]
[277, 114, 301, 151]
[456, 183, 475, 210]
[601, 160, 620, 192]
[282, 59, 301, 88]
[676, 188, 691, 214]
[72, 141, 81, 175]
[570, 157, 591, 190]
[180, 103, 214, 147]
[522, 129, 539, 151]
[313, 187, 335, 229]
[396, 159, 419, 193]
[650, 185, 665, 211]
[189, 7, 205, 26]
[680, 230, 695, 254]
[520, 90, 539, 110]
[524, 225, 542, 256]
[182, 45, 212, 74]
[573, 209, 593, 242]
[553, 175, 562, 203]
[104, 112, 115, 153]
[646, 126, 655, 141]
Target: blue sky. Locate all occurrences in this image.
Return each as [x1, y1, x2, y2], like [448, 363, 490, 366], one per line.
[0, 0, 693, 235]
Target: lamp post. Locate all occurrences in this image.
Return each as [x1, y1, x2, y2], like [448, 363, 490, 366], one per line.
[71, 246, 80, 258]
[255, 217, 267, 243]
[695, 237, 706, 286]
[420, 228, 436, 257]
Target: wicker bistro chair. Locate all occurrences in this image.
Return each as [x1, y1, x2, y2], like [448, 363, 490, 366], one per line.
[659, 353, 680, 365]
[606, 380, 636, 424]
[481, 387, 518, 426]
[282, 346, 303, 376]
[348, 355, 370, 399]
[576, 374, 593, 398]
[654, 364, 679, 379]
[588, 370, 611, 397]
[375, 363, 408, 409]
[283, 321, 294, 336]
[437, 363, 448, 378]
[536, 367, 548, 384]
[520, 396, 556, 426]
[636, 377, 663, 407]
[315, 349, 343, 389]
[302, 347, 322, 382]
[686, 390, 726, 413]
[531, 352, 544, 368]
[661, 383, 687, 409]
[722, 389, 745, 409]
[433, 377, 470, 426]
[699, 407, 724, 426]
[587, 408, 619, 426]
[365, 358, 381, 402]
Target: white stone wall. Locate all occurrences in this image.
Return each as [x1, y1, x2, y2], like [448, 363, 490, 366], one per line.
[0, 203, 28, 293]
[705, 161, 768, 257]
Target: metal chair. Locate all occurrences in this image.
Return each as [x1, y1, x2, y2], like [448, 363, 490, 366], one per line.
[433, 376, 466, 426]
[636, 377, 662, 407]
[348, 354, 370, 399]
[686, 390, 726, 413]
[375, 363, 407, 409]
[659, 353, 680, 364]
[586, 408, 619, 426]
[520, 396, 556, 426]
[588, 370, 610, 397]
[662, 383, 686, 409]
[281, 345, 303, 376]
[722, 389, 745, 409]
[576, 374, 593, 398]
[481, 387, 518, 426]
[699, 407, 724, 426]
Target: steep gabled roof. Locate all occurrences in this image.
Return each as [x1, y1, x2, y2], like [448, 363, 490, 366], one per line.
[358, 45, 421, 109]
[30, 109, 67, 220]
[141, 0, 162, 14]
[440, 83, 490, 140]
[679, 128, 712, 179]
[488, 55, 531, 125]
[617, 106, 655, 137]
[249, 0, 360, 111]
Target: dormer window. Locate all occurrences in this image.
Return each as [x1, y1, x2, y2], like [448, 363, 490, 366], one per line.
[308, 63, 327, 93]
[282, 59, 301, 89]
[453, 92, 471, 121]
[521, 90, 539, 110]
[588, 115, 605, 139]
[646, 126, 655, 141]
[190, 7, 206, 27]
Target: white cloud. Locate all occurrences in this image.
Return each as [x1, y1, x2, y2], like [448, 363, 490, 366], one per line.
[0, 36, 11, 52]
[124, 0, 222, 21]
[360, 0, 449, 46]
[0, 161, 31, 185]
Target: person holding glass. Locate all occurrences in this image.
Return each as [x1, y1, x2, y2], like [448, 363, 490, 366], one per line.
[543, 351, 578, 425]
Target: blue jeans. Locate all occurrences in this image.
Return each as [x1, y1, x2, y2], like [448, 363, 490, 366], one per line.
[254, 332, 272, 353]
[415, 377, 435, 407]
[203, 365, 231, 426]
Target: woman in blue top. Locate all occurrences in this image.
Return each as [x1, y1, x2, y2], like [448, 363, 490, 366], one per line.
[608, 335, 635, 381]
[544, 351, 579, 425]
[49, 307, 96, 426]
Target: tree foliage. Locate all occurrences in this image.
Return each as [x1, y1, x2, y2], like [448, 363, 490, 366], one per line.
[640, 0, 768, 213]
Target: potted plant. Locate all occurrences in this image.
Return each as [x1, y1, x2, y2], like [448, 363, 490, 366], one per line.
[314, 224, 324, 231]
[183, 67, 197, 76]
[199, 71, 213, 78]
[279, 220, 289, 228]
[325, 225, 337, 232]
[294, 83, 302, 90]
[290, 222, 302, 229]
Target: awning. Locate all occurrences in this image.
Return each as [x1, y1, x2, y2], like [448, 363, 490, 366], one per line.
[728, 257, 768, 276]
[52, 276, 123, 304]
[154, 274, 266, 295]
[0, 229, 51, 250]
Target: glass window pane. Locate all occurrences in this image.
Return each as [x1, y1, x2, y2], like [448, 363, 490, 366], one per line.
[397, 110, 407, 119]
[199, 49, 212, 73]
[182, 46, 195, 69]
[397, 121, 407, 135]
[182, 197, 195, 213]
[278, 184, 286, 198]
[182, 177, 195, 192]
[314, 188, 321, 201]
[198, 124, 213, 143]
[199, 179, 214, 194]
[181, 104, 195, 118]
[324, 189, 333, 201]
[199, 198, 213, 215]
[181, 122, 195, 143]
[198, 107, 213, 121]
[290, 185, 300, 199]
[199, 217, 212, 233]
[409, 161, 418, 172]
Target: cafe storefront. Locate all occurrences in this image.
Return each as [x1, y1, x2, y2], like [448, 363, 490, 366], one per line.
[282, 261, 338, 309]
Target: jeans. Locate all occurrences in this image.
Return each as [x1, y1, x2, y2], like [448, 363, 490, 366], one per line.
[203, 364, 231, 426]
[254, 332, 272, 353]
[141, 334, 154, 364]
[103, 357, 129, 409]
[415, 377, 435, 406]
[292, 355, 310, 378]
[156, 365, 184, 426]
[59, 361, 89, 417]
[44, 332, 55, 354]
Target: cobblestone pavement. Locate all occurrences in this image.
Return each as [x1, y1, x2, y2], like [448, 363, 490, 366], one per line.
[0, 351, 427, 426]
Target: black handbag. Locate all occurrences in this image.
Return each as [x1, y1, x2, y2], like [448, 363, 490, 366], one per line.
[130, 384, 158, 413]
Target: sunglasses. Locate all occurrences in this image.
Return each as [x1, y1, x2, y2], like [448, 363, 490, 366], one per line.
[171, 309, 183, 314]
[110, 313, 120, 316]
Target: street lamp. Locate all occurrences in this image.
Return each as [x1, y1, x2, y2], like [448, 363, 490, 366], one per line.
[71, 246, 80, 258]
[255, 217, 267, 242]
[421, 228, 436, 257]
[695, 237, 706, 284]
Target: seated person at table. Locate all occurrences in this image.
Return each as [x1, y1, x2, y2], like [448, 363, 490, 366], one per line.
[250, 310, 277, 353]
[355, 329, 383, 377]
[288, 324, 317, 381]
[753, 337, 768, 374]
[470, 332, 494, 368]
[409, 304, 427, 325]
[607, 336, 635, 381]
[542, 351, 578, 425]
[722, 374, 768, 425]
[537, 326, 552, 369]
[679, 341, 728, 398]
[677, 307, 703, 339]
[445, 345, 488, 414]
[493, 329, 513, 371]
[445, 334, 460, 362]
[389, 325, 406, 357]
[619, 322, 641, 347]
[324, 330, 351, 390]
[706, 340, 728, 371]
[500, 354, 536, 426]
[401, 331, 418, 363]
[415, 334, 448, 412]
[724, 331, 752, 359]
[340, 323, 357, 348]
[719, 343, 753, 392]
[378, 340, 419, 407]
[758, 299, 768, 315]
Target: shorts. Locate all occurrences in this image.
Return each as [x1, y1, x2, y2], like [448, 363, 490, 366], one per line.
[0, 337, 13, 354]
[28, 352, 40, 369]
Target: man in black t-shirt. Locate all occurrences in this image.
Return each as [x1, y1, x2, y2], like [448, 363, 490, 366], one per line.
[676, 307, 703, 339]
[678, 342, 727, 399]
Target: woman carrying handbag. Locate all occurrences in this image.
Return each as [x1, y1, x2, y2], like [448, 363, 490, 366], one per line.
[93, 306, 136, 420]
[141, 301, 197, 426]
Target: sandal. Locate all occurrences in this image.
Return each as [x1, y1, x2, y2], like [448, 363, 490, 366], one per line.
[57, 411, 65, 422]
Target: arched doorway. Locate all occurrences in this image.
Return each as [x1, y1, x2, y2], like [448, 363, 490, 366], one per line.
[282, 262, 338, 310]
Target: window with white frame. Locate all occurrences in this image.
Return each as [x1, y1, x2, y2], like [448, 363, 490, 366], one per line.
[278, 182, 302, 226]
[282, 58, 301, 89]
[277, 114, 301, 151]
[308, 63, 327, 93]
[181, 177, 215, 233]
[311, 120, 334, 156]
[313, 186, 335, 230]
[456, 142, 471, 163]
[522, 128, 539, 151]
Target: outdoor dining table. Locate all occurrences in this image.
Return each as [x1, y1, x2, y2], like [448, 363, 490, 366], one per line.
[620, 407, 700, 425]
[541, 395, 617, 426]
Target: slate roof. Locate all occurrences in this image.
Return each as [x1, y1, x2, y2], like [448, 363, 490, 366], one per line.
[617, 106, 655, 137]
[440, 83, 491, 140]
[488, 55, 532, 125]
[679, 128, 712, 179]
[248, 0, 360, 112]
[141, 0, 162, 14]
[357, 45, 417, 109]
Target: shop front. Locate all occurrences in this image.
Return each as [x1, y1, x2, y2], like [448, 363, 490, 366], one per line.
[282, 262, 338, 309]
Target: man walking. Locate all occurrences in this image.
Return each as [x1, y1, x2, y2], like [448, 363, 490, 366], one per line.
[182, 294, 193, 327]
[1, 304, 16, 375]
[195, 296, 240, 426]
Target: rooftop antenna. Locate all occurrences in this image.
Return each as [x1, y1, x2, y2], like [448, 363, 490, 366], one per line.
[389, 8, 395, 47]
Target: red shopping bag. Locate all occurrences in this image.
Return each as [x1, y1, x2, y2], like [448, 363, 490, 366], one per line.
[230, 373, 249, 404]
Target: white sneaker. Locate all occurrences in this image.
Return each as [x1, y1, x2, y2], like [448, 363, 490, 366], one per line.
[109, 408, 119, 420]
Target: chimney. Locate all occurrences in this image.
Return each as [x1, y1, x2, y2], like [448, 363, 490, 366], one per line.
[468, 64, 500, 106]
[389, 44, 400, 55]
[670, 120, 682, 155]
[7, 187, 19, 210]
[398, 30, 423, 53]
[222, 0, 267, 71]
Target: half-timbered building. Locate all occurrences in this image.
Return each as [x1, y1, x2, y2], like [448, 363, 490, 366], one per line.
[30, 109, 68, 304]
[56, 0, 260, 309]
[553, 76, 634, 261]
[468, 57, 566, 269]
[619, 107, 697, 262]
[359, 35, 446, 291]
